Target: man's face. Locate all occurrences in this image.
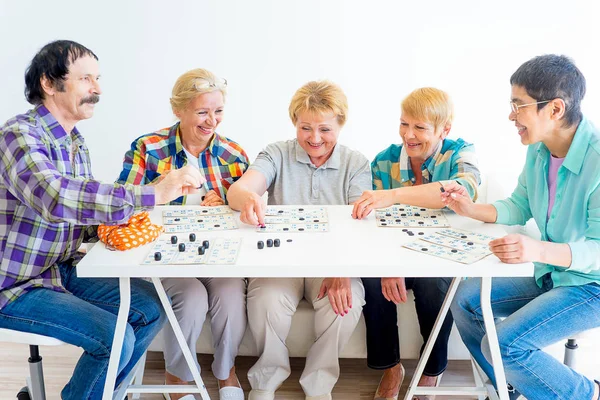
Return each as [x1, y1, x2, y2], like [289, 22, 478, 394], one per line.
[50, 55, 102, 123]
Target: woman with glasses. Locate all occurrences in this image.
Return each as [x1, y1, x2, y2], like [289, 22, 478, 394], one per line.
[227, 80, 371, 400]
[351, 87, 481, 400]
[117, 68, 249, 400]
[443, 55, 600, 400]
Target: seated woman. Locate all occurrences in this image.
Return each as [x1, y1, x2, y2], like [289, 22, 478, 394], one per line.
[227, 80, 371, 400]
[117, 68, 249, 400]
[351, 87, 481, 399]
[443, 55, 600, 400]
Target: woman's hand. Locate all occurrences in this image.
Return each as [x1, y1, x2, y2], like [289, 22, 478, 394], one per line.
[381, 277, 407, 304]
[352, 190, 396, 219]
[489, 234, 544, 263]
[239, 192, 266, 226]
[318, 277, 353, 315]
[440, 181, 475, 217]
[201, 190, 225, 206]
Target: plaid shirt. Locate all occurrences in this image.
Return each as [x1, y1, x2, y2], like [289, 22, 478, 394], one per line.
[372, 138, 480, 199]
[117, 123, 249, 204]
[0, 105, 155, 310]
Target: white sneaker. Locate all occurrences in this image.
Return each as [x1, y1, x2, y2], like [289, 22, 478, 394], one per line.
[248, 389, 275, 400]
[305, 394, 332, 400]
[219, 385, 244, 399]
[219, 378, 244, 400]
[163, 394, 196, 400]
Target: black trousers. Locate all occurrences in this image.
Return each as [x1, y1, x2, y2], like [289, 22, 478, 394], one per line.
[361, 277, 454, 376]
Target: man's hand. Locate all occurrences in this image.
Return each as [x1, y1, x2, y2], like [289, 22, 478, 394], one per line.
[489, 234, 544, 264]
[381, 277, 407, 304]
[239, 192, 266, 226]
[352, 190, 396, 219]
[201, 190, 225, 206]
[318, 277, 352, 315]
[154, 165, 205, 204]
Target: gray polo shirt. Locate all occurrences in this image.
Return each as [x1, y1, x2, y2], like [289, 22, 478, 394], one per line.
[248, 139, 371, 205]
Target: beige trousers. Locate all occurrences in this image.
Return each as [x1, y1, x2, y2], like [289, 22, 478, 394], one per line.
[246, 278, 365, 397]
[161, 277, 247, 381]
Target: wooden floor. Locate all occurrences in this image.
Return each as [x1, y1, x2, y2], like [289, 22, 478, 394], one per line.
[0, 345, 479, 399]
[2, 342, 599, 399]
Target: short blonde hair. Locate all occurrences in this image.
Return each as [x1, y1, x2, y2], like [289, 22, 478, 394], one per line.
[170, 68, 227, 113]
[289, 80, 348, 126]
[401, 87, 454, 130]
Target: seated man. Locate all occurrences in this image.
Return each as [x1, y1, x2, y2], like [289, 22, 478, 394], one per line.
[227, 80, 371, 400]
[351, 87, 480, 400]
[0, 40, 203, 400]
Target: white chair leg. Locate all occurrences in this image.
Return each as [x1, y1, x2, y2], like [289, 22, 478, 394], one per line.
[131, 351, 147, 400]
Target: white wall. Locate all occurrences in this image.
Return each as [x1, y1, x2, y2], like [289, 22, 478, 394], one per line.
[1, 0, 599, 198]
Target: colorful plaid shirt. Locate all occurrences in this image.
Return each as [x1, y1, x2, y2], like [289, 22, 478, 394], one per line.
[117, 123, 249, 204]
[0, 105, 155, 309]
[371, 138, 480, 199]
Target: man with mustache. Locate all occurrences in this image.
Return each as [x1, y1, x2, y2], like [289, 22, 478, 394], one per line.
[0, 40, 204, 400]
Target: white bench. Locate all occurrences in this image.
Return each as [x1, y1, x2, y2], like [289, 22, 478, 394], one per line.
[148, 294, 470, 360]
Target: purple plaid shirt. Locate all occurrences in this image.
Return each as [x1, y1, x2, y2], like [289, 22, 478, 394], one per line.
[0, 105, 155, 309]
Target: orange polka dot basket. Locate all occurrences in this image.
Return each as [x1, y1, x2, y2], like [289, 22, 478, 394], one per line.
[98, 211, 164, 251]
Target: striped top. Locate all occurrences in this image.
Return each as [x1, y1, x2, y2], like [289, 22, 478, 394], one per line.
[371, 138, 480, 199]
[0, 105, 154, 309]
[117, 122, 249, 204]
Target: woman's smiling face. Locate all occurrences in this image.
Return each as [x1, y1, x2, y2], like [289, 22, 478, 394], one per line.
[399, 113, 449, 163]
[295, 111, 341, 167]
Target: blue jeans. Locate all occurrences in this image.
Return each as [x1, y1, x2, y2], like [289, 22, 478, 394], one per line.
[451, 275, 600, 400]
[0, 262, 165, 400]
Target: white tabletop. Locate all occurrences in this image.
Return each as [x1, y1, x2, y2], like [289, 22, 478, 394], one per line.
[77, 205, 534, 278]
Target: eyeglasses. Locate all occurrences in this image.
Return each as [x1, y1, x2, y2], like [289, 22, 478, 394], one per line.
[194, 77, 227, 91]
[510, 100, 551, 114]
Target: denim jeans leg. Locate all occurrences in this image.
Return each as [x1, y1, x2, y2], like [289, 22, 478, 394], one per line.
[59, 263, 166, 387]
[451, 277, 545, 387]
[408, 277, 453, 376]
[361, 277, 400, 369]
[0, 287, 136, 400]
[480, 282, 600, 400]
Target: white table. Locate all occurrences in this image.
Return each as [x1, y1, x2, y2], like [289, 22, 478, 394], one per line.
[77, 205, 533, 400]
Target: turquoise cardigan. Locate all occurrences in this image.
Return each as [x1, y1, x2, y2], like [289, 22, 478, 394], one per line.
[494, 117, 600, 287]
